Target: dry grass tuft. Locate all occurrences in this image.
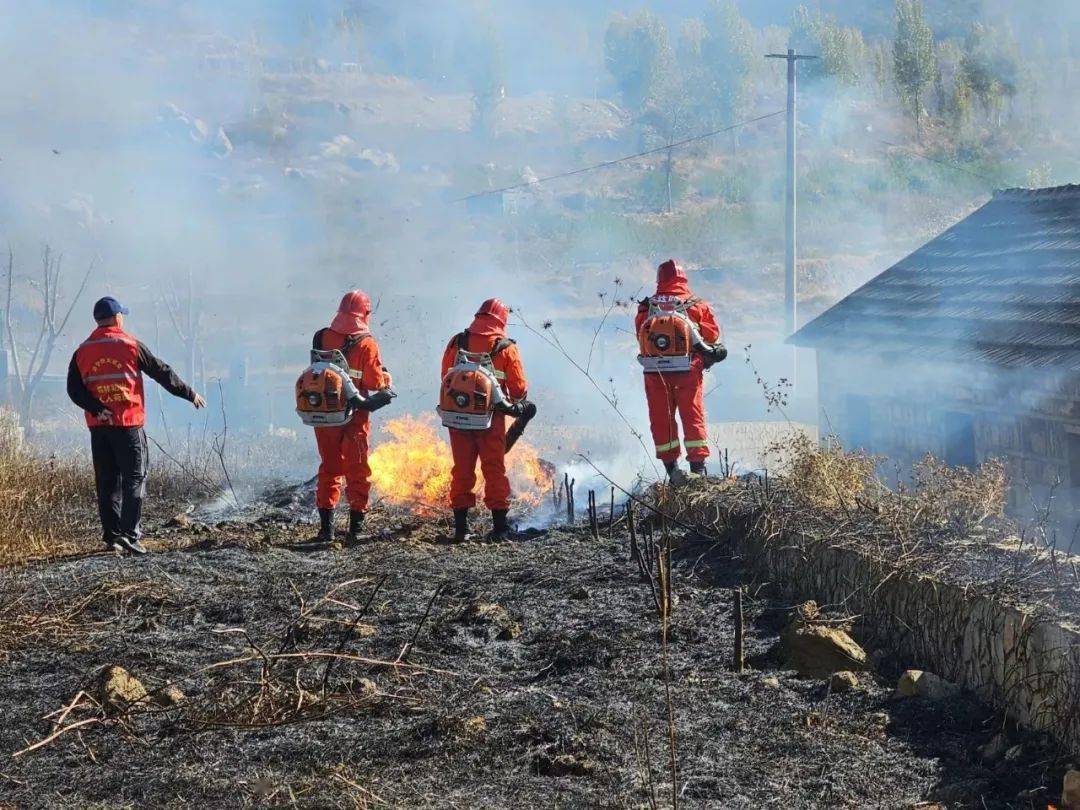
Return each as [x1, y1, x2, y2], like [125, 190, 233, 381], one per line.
[0, 406, 210, 566]
[764, 433, 1007, 541]
[766, 433, 880, 511]
[909, 454, 1007, 537]
[0, 412, 94, 565]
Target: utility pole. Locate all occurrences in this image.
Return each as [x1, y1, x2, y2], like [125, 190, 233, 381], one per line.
[765, 49, 817, 339]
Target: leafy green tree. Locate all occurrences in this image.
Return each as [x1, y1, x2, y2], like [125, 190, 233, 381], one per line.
[893, 0, 938, 141]
[870, 39, 892, 99]
[789, 5, 867, 86]
[604, 11, 676, 113]
[947, 72, 976, 142]
[673, 0, 754, 130]
[960, 23, 1022, 127]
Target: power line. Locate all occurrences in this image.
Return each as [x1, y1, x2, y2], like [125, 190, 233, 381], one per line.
[453, 109, 786, 202]
[877, 138, 996, 182]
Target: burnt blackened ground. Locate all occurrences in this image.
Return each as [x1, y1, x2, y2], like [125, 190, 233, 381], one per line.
[0, 505, 1071, 808]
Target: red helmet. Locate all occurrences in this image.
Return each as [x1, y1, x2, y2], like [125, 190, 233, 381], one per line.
[475, 298, 509, 328]
[338, 289, 371, 316]
[657, 259, 687, 285]
[330, 289, 372, 334]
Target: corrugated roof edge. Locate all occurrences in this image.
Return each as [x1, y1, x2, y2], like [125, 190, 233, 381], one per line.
[787, 184, 1080, 350]
[993, 183, 1080, 199]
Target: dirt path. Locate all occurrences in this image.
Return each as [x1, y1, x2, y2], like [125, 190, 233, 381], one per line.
[0, 508, 1065, 808]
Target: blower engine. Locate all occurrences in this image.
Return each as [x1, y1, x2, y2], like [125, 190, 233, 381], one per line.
[437, 333, 514, 430]
[637, 295, 709, 372]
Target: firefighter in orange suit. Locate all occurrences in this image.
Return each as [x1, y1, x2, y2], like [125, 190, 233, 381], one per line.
[635, 260, 726, 482]
[440, 299, 530, 541]
[311, 290, 394, 544]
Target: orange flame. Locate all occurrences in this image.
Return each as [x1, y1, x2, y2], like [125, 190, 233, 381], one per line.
[369, 414, 552, 514]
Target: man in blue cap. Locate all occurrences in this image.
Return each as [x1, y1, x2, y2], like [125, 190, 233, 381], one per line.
[67, 296, 206, 554]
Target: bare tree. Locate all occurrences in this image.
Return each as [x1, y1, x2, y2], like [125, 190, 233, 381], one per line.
[161, 267, 202, 393]
[3, 246, 94, 434]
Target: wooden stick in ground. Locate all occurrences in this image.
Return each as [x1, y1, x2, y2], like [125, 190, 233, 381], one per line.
[645, 524, 655, 577]
[733, 587, 745, 674]
[608, 486, 615, 537]
[564, 473, 572, 522]
[321, 574, 388, 694]
[396, 584, 443, 664]
[627, 501, 640, 566]
[589, 490, 601, 540]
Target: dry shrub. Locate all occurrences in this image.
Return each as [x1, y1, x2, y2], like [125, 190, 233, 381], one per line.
[768, 433, 880, 511]
[0, 413, 94, 565]
[909, 454, 1007, 536]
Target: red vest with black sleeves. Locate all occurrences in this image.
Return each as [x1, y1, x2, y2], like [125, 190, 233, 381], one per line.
[75, 326, 145, 428]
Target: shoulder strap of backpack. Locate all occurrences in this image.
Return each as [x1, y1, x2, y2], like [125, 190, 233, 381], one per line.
[341, 332, 371, 357]
[457, 330, 469, 351]
[312, 328, 328, 351]
[491, 338, 514, 356]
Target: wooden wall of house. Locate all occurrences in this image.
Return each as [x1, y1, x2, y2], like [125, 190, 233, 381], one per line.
[816, 349, 1080, 532]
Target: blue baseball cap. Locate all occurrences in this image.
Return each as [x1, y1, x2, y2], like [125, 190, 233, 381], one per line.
[93, 296, 129, 321]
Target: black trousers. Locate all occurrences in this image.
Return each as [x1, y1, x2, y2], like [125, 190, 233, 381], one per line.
[90, 426, 148, 540]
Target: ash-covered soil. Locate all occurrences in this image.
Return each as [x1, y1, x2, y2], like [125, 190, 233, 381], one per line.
[0, 502, 1069, 808]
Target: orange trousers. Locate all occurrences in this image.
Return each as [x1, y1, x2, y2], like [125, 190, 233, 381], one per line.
[644, 369, 710, 463]
[315, 413, 372, 511]
[449, 413, 510, 511]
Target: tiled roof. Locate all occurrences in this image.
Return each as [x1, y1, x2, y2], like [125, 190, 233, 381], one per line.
[790, 185, 1080, 368]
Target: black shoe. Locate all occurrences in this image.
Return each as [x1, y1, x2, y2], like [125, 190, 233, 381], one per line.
[307, 508, 334, 543]
[664, 460, 687, 486]
[115, 535, 148, 555]
[452, 508, 470, 543]
[489, 509, 510, 541]
[689, 461, 707, 475]
[103, 533, 124, 553]
[345, 510, 365, 545]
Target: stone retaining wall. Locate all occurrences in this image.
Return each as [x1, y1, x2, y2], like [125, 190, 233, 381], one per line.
[715, 510, 1080, 755]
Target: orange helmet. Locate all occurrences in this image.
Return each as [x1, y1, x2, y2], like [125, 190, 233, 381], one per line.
[331, 289, 372, 334]
[475, 298, 509, 328]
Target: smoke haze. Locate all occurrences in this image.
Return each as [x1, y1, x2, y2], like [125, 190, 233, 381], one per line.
[2, 0, 1077, 498]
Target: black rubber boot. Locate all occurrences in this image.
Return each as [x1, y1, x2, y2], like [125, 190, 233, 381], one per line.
[345, 510, 365, 545]
[308, 508, 334, 543]
[664, 460, 687, 485]
[689, 461, 707, 476]
[489, 509, 510, 541]
[453, 508, 470, 543]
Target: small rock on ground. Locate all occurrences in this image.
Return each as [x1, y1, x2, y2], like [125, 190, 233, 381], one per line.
[782, 623, 868, 677]
[895, 670, 960, 701]
[1063, 769, 1080, 808]
[92, 665, 147, 713]
[829, 670, 859, 693]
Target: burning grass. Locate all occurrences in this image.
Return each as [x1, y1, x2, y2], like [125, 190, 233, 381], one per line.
[368, 414, 553, 514]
